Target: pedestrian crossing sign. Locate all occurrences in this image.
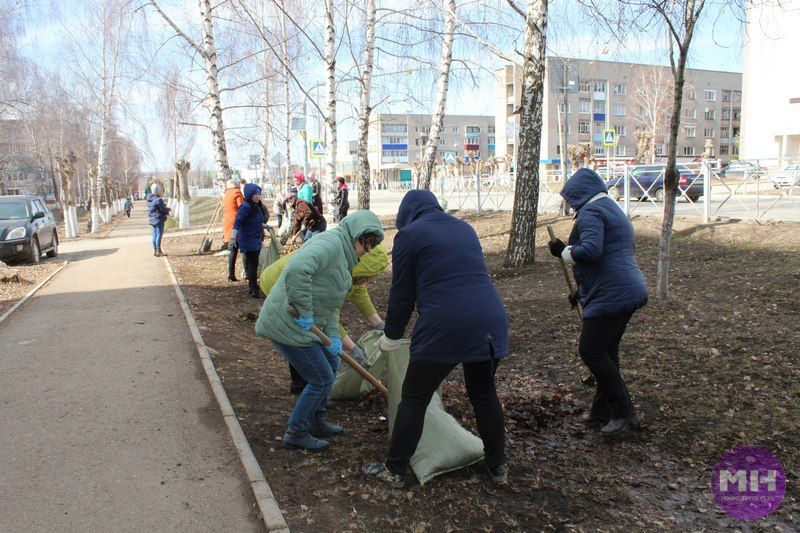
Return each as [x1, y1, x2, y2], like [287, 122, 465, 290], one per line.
[310, 139, 327, 159]
[603, 129, 617, 147]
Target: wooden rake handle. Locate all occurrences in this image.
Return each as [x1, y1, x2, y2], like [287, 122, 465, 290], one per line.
[286, 305, 388, 396]
[546, 225, 583, 324]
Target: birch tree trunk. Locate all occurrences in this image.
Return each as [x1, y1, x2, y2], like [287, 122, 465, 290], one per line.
[418, 0, 456, 190]
[656, 0, 703, 300]
[280, 0, 291, 188]
[260, 67, 271, 186]
[176, 159, 191, 228]
[324, 0, 337, 183]
[504, 0, 548, 268]
[103, 176, 113, 222]
[356, 0, 376, 210]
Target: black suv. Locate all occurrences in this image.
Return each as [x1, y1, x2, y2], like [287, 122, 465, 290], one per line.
[0, 194, 59, 263]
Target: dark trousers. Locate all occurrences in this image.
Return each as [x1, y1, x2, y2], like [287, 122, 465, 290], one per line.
[579, 312, 636, 419]
[243, 250, 260, 294]
[125, 209, 131, 218]
[289, 364, 307, 388]
[226, 241, 239, 279]
[386, 358, 506, 476]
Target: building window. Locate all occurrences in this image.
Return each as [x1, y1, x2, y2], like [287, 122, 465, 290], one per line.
[733, 126, 740, 137]
[684, 125, 696, 138]
[615, 145, 626, 156]
[579, 81, 591, 92]
[613, 125, 626, 136]
[488, 125, 495, 134]
[613, 105, 626, 116]
[382, 136, 404, 144]
[594, 144, 605, 156]
[593, 100, 604, 113]
[686, 88, 696, 100]
[466, 125, 481, 134]
[704, 109, 716, 120]
[579, 99, 591, 114]
[452, 127, 459, 133]
[414, 126, 419, 133]
[720, 144, 729, 155]
[721, 107, 731, 120]
[487, 136, 495, 145]
[507, 103, 514, 116]
[733, 90, 741, 102]
[381, 123, 407, 133]
[720, 126, 729, 138]
[613, 83, 627, 95]
[506, 83, 514, 97]
[593, 81, 607, 92]
[684, 108, 696, 119]
[733, 108, 741, 120]
[414, 138, 419, 146]
[382, 149, 408, 158]
[722, 90, 731, 102]
[439, 138, 446, 146]
[559, 101, 571, 113]
[683, 146, 696, 156]
[579, 120, 590, 134]
[705, 89, 716, 101]
[704, 128, 715, 138]
[594, 121, 604, 133]
[656, 144, 665, 156]
[733, 145, 739, 156]
[465, 135, 481, 144]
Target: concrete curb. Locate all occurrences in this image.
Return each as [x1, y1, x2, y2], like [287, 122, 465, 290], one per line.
[0, 261, 69, 327]
[161, 256, 290, 533]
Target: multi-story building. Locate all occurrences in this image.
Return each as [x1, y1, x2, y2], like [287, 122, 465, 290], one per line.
[740, 0, 800, 163]
[495, 58, 743, 167]
[0, 119, 47, 196]
[368, 113, 496, 183]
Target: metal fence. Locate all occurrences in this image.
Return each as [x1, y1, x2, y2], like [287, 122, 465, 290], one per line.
[431, 160, 800, 222]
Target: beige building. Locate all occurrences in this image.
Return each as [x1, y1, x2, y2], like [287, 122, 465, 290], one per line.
[368, 113, 496, 183]
[741, 0, 800, 163]
[495, 58, 742, 167]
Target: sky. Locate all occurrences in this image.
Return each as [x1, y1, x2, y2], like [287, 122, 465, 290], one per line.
[13, 0, 747, 173]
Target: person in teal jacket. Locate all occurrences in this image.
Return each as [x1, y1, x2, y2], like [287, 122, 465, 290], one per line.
[256, 209, 384, 452]
[296, 173, 313, 203]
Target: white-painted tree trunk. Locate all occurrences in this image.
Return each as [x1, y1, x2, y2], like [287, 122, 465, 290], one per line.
[324, 0, 337, 183]
[505, 0, 548, 267]
[356, 0, 376, 210]
[418, 0, 456, 190]
[176, 159, 191, 229]
[280, 0, 291, 188]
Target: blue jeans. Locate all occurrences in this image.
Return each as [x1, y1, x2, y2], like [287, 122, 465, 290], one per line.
[151, 221, 164, 250]
[271, 341, 340, 433]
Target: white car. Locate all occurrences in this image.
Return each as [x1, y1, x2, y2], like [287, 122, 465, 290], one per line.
[771, 163, 800, 188]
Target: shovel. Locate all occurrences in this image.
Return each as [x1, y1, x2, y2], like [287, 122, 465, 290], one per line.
[287, 305, 388, 396]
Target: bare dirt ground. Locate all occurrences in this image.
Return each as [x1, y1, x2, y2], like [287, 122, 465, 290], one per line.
[0, 262, 62, 317]
[164, 212, 799, 532]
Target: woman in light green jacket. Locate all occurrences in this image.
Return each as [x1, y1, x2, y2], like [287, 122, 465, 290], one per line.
[256, 210, 384, 452]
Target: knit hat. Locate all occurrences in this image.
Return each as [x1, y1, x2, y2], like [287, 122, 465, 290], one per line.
[295, 173, 306, 184]
[150, 183, 162, 195]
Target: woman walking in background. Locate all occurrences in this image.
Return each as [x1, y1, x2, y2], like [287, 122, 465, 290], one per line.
[222, 179, 244, 281]
[123, 197, 132, 218]
[231, 183, 268, 299]
[335, 177, 349, 222]
[146, 183, 170, 257]
[549, 168, 648, 436]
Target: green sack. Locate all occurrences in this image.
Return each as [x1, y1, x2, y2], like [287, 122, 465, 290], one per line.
[257, 227, 282, 279]
[335, 330, 485, 484]
[330, 330, 387, 400]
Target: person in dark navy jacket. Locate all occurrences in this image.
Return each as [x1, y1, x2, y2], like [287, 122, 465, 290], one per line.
[363, 189, 509, 488]
[231, 183, 268, 298]
[550, 168, 649, 436]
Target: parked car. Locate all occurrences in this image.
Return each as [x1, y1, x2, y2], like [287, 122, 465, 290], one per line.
[605, 164, 704, 202]
[770, 162, 800, 188]
[718, 160, 767, 180]
[0, 194, 59, 264]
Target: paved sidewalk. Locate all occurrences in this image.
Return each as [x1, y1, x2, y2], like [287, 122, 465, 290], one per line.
[0, 204, 261, 532]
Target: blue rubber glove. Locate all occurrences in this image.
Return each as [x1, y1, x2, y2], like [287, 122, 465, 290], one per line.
[326, 336, 343, 357]
[295, 316, 314, 330]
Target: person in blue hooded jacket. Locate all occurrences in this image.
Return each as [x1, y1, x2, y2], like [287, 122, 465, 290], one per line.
[231, 183, 268, 298]
[549, 168, 648, 436]
[363, 189, 509, 488]
[146, 183, 170, 257]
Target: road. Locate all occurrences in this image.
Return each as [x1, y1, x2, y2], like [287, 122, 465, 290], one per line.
[347, 188, 800, 222]
[0, 204, 261, 532]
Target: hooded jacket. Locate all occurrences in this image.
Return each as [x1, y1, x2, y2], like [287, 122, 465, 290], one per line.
[258, 244, 388, 339]
[255, 210, 384, 346]
[222, 185, 244, 242]
[233, 183, 266, 253]
[291, 199, 325, 236]
[384, 190, 508, 363]
[560, 168, 649, 319]
[146, 192, 169, 226]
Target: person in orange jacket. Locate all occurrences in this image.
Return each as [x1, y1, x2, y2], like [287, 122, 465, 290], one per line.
[222, 179, 244, 281]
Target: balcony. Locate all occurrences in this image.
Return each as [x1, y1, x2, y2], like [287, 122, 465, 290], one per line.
[593, 113, 605, 122]
[593, 91, 606, 101]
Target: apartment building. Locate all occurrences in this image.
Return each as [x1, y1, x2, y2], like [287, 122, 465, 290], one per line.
[495, 58, 743, 166]
[368, 113, 496, 183]
[741, 0, 800, 162]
